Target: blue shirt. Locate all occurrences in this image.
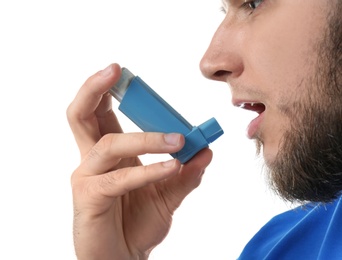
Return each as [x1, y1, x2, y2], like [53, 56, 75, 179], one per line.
[238, 196, 342, 259]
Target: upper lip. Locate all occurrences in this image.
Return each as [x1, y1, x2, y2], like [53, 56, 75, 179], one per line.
[233, 100, 266, 114]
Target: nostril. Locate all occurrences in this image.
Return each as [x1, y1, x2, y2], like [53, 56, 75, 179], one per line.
[213, 70, 231, 79]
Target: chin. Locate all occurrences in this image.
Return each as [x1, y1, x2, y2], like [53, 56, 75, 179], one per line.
[258, 142, 279, 166]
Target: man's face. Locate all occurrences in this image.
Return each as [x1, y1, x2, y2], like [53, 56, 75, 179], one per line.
[200, 0, 342, 203]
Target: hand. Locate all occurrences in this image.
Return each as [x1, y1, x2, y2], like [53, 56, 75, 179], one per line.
[67, 63, 213, 260]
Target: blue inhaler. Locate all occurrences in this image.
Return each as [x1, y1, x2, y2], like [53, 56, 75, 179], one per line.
[109, 68, 224, 164]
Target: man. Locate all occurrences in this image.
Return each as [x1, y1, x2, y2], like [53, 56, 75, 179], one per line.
[67, 0, 342, 259]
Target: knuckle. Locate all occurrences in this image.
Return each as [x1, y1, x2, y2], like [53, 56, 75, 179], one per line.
[66, 102, 77, 124]
[87, 144, 102, 161]
[143, 133, 155, 146]
[99, 133, 114, 148]
[139, 132, 158, 150]
[139, 134, 148, 149]
[86, 133, 118, 161]
[70, 168, 87, 194]
[97, 170, 129, 196]
[66, 101, 85, 127]
[99, 172, 119, 190]
[93, 134, 115, 154]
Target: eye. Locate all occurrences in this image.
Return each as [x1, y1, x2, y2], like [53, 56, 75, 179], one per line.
[244, 0, 263, 10]
[220, 6, 227, 14]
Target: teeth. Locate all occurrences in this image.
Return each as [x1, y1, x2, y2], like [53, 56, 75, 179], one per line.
[238, 102, 266, 114]
[239, 102, 254, 108]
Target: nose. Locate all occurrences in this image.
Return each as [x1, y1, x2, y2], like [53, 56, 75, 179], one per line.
[200, 17, 244, 83]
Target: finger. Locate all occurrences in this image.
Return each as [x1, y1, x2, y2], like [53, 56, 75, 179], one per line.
[67, 63, 122, 156]
[160, 148, 213, 209]
[178, 148, 213, 191]
[95, 92, 124, 136]
[89, 159, 182, 198]
[79, 133, 185, 176]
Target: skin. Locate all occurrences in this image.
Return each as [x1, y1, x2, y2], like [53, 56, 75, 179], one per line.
[201, 0, 330, 165]
[201, 0, 342, 203]
[67, 64, 213, 259]
[67, 0, 338, 259]
[264, 2, 342, 203]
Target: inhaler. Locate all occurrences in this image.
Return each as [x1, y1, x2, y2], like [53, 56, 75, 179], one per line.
[109, 68, 224, 163]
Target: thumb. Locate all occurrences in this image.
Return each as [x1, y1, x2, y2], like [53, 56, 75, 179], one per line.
[161, 148, 213, 210]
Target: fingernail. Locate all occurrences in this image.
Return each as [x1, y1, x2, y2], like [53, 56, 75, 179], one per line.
[162, 159, 176, 168]
[100, 64, 113, 77]
[164, 133, 181, 146]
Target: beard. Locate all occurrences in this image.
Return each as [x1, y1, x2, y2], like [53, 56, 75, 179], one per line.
[260, 2, 342, 204]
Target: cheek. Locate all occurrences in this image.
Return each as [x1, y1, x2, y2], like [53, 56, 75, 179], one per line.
[247, 31, 311, 95]
[244, 7, 323, 96]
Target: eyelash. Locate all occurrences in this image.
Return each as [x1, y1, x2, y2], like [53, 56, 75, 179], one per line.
[241, 0, 264, 13]
[220, 0, 264, 15]
[220, 6, 227, 14]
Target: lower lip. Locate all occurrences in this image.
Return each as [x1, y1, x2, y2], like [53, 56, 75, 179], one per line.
[247, 112, 264, 139]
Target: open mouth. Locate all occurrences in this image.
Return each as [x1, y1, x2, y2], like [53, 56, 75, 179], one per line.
[236, 102, 266, 138]
[238, 102, 266, 114]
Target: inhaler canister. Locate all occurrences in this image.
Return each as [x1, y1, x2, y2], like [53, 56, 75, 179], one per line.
[109, 67, 224, 163]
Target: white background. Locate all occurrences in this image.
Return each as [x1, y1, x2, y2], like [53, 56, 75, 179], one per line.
[0, 1, 292, 259]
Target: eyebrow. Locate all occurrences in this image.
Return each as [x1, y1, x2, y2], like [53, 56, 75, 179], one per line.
[221, 0, 241, 11]
[221, 0, 229, 12]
